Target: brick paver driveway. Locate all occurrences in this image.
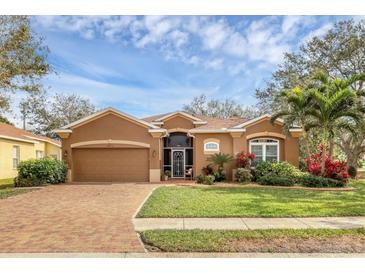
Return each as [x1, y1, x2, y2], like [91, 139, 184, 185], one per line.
[0, 182, 157, 253]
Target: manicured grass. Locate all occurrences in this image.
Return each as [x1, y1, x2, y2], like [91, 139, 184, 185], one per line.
[0, 178, 14, 190]
[0, 178, 37, 198]
[0, 188, 35, 199]
[141, 228, 365, 253]
[137, 180, 365, 217]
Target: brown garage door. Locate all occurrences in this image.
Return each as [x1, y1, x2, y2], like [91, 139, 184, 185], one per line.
[73, 148, 149, 182]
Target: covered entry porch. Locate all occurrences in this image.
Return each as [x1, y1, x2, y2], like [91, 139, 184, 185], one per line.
[162, 132, 194, 179]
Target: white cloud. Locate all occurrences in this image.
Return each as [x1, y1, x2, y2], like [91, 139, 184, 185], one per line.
[200, 20, 229, 50]
[301, 23, 333, 43]
[281, 16, 314, 35]
[34, 15, 337, 75]
[204, 58, 224, 70]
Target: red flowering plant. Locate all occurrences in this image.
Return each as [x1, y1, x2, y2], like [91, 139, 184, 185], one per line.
[305, 144, 349, 182]
[236, 151, 256, 168]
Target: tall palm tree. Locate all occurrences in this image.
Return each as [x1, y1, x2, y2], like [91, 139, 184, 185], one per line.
[270, 86, 314, 158]
[307, 73, 363, 173]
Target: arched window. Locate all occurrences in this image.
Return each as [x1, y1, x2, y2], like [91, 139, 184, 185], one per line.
[249, 138, 279, 164]
[204, 142, 219, 152]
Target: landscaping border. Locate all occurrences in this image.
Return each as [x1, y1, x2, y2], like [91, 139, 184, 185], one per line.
[172, 182, 354, 191]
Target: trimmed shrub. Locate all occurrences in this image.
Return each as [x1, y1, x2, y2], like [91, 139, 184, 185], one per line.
[258, 176, 295, 186]
[235, 168, 252, 183]
[213, 171, 226, 182]
[15, 158, 68, 187]
[255, 161, 301, 180]
[205, 175, 215, 185]
[196, 174, 205, 184]
[348, 166, 357, 178]
[196, 174, 215, 185]
[297, 174, 347, 188]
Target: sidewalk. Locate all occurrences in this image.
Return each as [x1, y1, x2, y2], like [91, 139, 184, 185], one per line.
[133, 216, 365, 231]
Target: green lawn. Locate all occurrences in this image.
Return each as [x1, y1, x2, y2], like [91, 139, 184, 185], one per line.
[0, 188, 35, 199]
[0, 178, 14, 189]
[140, 228, 365, 253]
[0, 178, 36, 199]
[137, 180, 365, 217]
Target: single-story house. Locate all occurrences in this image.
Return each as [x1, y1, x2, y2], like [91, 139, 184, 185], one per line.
[0, 123, 61, 180]
[55, 107, 301, 183]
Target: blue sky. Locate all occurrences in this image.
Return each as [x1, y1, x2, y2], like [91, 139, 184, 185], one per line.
[27, 15, 351, 119]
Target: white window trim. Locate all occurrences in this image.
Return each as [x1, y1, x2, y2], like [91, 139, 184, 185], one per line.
[36, 150, 44, 160]
[12, 145, 20, 169]
[204, 142, 220, 152]
[249, 138, 279, 162]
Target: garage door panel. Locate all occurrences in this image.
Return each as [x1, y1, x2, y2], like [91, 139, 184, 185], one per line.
[73, 148, 149, 182]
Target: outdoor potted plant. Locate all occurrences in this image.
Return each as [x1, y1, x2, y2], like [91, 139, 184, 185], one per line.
[164, 170, 171, 181]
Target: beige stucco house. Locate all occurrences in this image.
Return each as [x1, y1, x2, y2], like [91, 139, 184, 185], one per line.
[0, 123, 61, 180]
[55, 108, 301, 183]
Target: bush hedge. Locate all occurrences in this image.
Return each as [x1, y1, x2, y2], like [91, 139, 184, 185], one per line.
[348, 166, 357, 178]
[15, 158, 68, 187]
[258, 176, 295, 186]
[254, 161, 347, 188]
[254, 161, 301, 181]
[196, 174, 215, 185]
[235, 168, 252, 183]
[297, 174, 346, 188]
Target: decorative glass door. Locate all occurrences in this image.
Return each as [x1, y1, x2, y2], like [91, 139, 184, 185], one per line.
[172, 150, 184, 178]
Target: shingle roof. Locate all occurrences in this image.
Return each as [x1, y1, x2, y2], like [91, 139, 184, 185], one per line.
[0, 123, 61, 146]
[142, 111, 248, 130]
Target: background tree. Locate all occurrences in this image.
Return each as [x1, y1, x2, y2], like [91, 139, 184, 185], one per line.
[20, 90, 96, 138]
[256, 19, 365, 167]
[0, 16, 51, 113]
[0, 115, 13, 125]
[183, 94, 260, 119]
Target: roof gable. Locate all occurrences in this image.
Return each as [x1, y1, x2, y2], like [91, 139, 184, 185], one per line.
[232, 114, 284, 129]
[60, 107, 159, 130]
[154, 111, 205, 123]
[0, 123, 61, 147]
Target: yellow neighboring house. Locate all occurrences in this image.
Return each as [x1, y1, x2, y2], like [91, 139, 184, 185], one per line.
[0, 122, 61, 180]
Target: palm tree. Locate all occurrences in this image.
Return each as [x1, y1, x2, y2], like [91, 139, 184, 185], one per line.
[270, 86, 314, 158]
[207, 152, 233, 173]
[307, 73, 363, 173]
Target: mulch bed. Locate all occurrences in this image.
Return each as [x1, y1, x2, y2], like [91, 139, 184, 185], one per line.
[171, 182, 354, 192]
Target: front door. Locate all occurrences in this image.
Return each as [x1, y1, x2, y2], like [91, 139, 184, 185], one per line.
[172, 150, 184, 178]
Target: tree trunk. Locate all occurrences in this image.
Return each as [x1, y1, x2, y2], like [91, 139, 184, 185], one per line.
[347, 154, 359, 170]
[328, 139, 334, 160]
[339, 131, 365, 170]
[320, 129, 328, 175]
[320, 145, 327, 175]
[302, 130, 311, 159]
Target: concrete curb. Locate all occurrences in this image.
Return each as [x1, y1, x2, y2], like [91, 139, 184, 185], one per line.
[1, 252, 365, 258]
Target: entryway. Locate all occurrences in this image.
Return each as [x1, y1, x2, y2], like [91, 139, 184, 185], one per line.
[172, 149, 184, 178]
[163, 132, 194, 179]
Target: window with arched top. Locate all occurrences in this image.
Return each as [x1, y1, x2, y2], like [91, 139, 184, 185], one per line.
[249, 138, 279, 165]
[204, 142, 220, 152]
